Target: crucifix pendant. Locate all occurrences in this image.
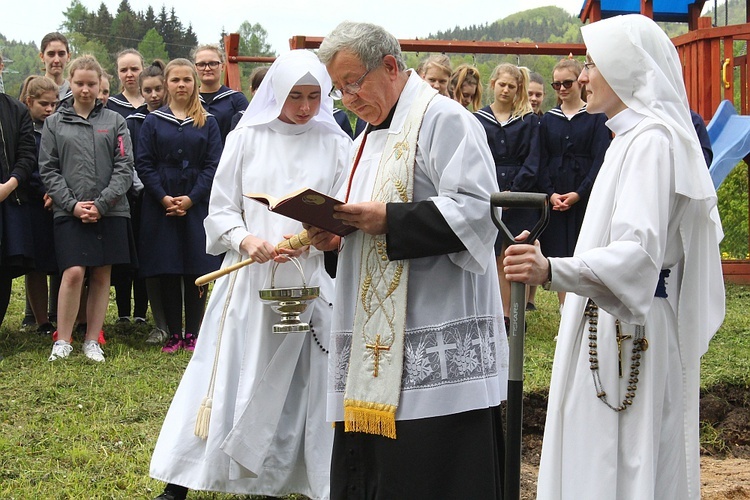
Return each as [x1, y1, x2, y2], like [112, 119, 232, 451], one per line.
[615, 320, 632, 378]
[365, 333, 391, 377]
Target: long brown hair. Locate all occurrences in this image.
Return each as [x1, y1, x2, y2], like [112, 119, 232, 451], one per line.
[164, 58, 206, 128]
[450, 64, 482, 110]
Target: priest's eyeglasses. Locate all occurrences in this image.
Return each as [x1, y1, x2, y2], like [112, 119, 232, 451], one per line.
[583, 61, 596, 71]
[551, 80, 575, 90]
[329, 69, 371, 100]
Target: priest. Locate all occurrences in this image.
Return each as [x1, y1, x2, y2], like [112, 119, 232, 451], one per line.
[309, 21, 507, 500]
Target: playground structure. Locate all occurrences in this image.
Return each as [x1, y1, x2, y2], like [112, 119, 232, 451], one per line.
[222, 0, 750, 282]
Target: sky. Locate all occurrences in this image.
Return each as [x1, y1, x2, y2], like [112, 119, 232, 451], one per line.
[3, 0, 589, 54]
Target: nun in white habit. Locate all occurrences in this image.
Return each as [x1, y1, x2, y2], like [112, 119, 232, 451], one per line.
[504, 15, 724, 499]
[149, 49, 352, 500]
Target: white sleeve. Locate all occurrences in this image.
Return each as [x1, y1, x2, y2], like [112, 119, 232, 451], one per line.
[418, 100, 499, 275]
[550, 129, 674, 324]
[204, 130, 251, 256]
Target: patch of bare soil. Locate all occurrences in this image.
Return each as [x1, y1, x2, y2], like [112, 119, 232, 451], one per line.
[512, 384, 750, 499]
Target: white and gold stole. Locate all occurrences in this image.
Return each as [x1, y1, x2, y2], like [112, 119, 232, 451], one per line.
[343, 84, 437, 438]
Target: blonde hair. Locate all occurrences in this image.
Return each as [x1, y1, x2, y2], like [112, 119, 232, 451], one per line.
[450, 64, 482, 110]
[68, 54, 103, 81]
[552, 58, 586, 103]
[164, 58, 206, 128]
[420, 54, 451, 78]
[190, 44, 225, 63]
[489, 63, 532, 119]
[20, 75, 58, 103]
[115, 48, 145, 72]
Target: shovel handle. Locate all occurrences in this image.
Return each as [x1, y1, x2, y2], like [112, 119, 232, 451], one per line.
[490, 192, 550, 245]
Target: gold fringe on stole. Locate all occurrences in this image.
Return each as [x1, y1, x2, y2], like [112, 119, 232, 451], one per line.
[194, 397, 212, 439]
[344, 399, 398, 439]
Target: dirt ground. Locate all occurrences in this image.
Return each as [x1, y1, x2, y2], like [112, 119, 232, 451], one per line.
[514, 385, 750, 499]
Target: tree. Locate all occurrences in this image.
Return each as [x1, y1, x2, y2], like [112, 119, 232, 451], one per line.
[62, 0, 90, 35]
[143, 6, 157, 33]
[138, 28, 169, 63]
[236, 21, 276, 83]
[111, 0, 143, 51]
[67, 32, 112, 72]
[90, 2, 115, 53]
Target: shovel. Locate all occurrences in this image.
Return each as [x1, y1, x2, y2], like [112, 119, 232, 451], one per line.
[490, 192, 549, 500]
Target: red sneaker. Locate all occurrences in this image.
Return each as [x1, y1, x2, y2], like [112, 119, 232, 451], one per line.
[183, 333, 197, 352]
[98, 330, 106, 345]
[161, 334, 183, 353]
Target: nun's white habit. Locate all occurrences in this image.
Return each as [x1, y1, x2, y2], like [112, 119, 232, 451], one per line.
[149, 50, 352, 499]
[536, 15, 725, 499]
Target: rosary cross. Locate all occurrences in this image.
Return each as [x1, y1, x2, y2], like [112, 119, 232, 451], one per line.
[615, 320, 632, 378]
[365, 334, 391, 377]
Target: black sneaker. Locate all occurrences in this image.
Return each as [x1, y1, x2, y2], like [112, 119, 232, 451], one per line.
[36, 322, 54, 335]
[526, 302, 537, 311]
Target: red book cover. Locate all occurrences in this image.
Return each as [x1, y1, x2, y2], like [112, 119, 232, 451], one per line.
[244, 188, 357, 237]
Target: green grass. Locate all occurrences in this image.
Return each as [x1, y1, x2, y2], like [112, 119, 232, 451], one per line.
[0, 279, 747, 498]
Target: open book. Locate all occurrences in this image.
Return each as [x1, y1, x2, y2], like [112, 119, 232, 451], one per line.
[244, 187, 357, 237]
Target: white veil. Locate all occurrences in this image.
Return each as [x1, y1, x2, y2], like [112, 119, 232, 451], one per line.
[235, 49, 347, 139]
[581, 14, 716, 204]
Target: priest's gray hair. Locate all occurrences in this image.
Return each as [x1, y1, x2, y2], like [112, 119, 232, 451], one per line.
[318, 21, 406, 72]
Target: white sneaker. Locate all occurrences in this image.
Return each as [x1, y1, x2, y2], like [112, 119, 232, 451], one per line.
[82, 340, 105, 362]
[49, 340, 73, 361]
[145, 327, 169, 344]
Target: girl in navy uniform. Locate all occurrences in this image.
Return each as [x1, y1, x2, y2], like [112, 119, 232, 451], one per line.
[127, 60, 169, 344]
[532, 58, 611, 307]
[475, 63, 540, 327]
[192, 44, 248, 144]
[136, 58, 222, 353]
[20, 75, 58, 334]
[107, 48, 145, 119]
[108, 49, 147, 325]
[39, 55, 134, 362]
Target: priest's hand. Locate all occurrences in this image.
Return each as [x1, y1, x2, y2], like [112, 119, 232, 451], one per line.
[503, 239, 549, 285]
[305, 225, 340, 252]
[240, 234, 278, 264]
[334, 201, 387, 235]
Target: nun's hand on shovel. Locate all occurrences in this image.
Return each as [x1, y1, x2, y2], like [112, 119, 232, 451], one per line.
[503, 230, 549, 285]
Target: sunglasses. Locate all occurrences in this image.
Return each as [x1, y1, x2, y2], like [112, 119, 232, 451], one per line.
[551, 80, 576, 90]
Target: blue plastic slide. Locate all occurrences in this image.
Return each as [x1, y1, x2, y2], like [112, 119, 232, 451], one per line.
[707, 100, 750, 188]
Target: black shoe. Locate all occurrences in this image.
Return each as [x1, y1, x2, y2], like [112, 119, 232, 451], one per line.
[36, 322, 54, 335]
[525, 302, 537, 311]
[155, 483, 188, 500]
[75, 323, 87, 339]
